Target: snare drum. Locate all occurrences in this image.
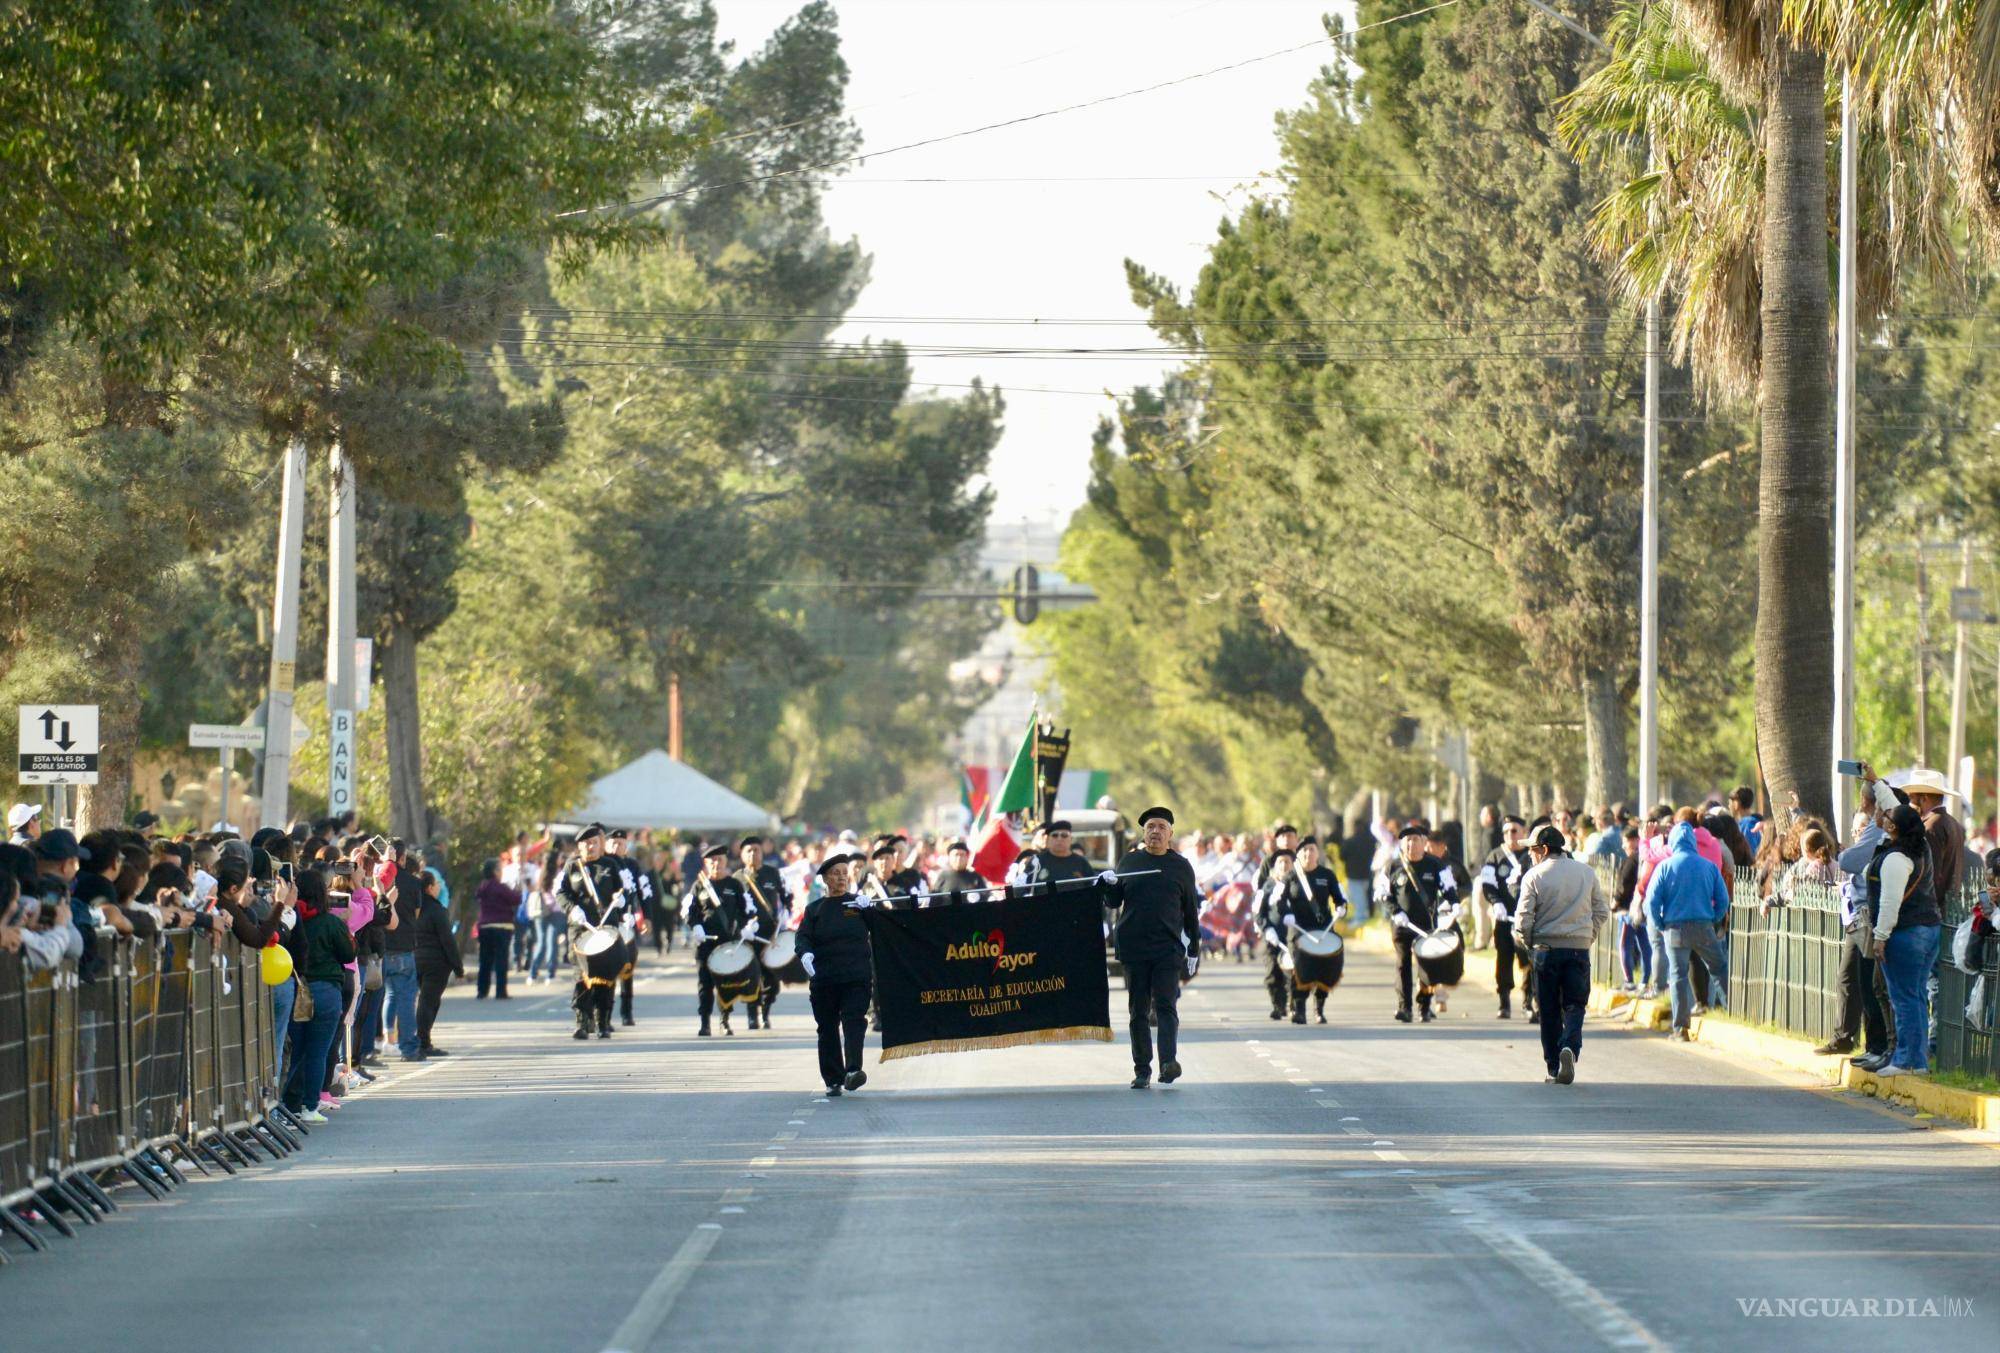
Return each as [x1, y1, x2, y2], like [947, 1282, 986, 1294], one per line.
[760, 930, 809, 984]
[707, 939, 764, 1007]
[576, 927, 623, 982]
[1413, 927, 1464, 987]
[1290, 929, 1344, 992]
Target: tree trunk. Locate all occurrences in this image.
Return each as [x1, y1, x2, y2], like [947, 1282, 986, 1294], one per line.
[76, 618, 143, 834]
[1753, 30, 1835, 823]
[382, 619, 431, 845]
[1580, 667, 1630, 815]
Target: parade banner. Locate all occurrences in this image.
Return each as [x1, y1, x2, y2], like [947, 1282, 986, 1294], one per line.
[868, 892, 1111, 1060]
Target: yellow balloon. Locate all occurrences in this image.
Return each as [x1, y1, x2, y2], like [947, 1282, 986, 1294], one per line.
[260, 943, 295, 986]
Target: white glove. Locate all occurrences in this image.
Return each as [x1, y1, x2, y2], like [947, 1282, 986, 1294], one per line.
[1394, 914, 1416, 933]
[1282, 913, 1296, 929]
[1185, 953, 1199, 977]
[618, 918, 636, 942]
[1098, 869, 1118, 885]
[1264, 927, 1282, 946]
[1102, 921, 1111, 939]
[743, 917, 760, 939]
[800, 952, 816, 979]
[690, 924, 708, 943]
[849, 896, 875, 910]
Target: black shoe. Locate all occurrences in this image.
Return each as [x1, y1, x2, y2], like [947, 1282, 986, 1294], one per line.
[1814, 1038, 1856, 1056]
[697, 1023, 711, 1037]
[843, 1070, 867, 1092]
[1394, 1010, 1413, 1023]
[1556, 1048, 1575, 1085]
[401, 1051, 427, 1061]
[352, 1066, 377, 1083]
[597, 1028, 611, 1039]
[495, 993, 512, 1001]
[621, 1016, 635, 1027]
[422, 1046, 450, 1057]
[1316, 1013, 1327, 1025]
[572, 1029, 589, 1040]
[1290, 1012, 1306, 1024]
[1269, 1008, 1283, 1021]
[1420, 1008, 1435, 1023]
[1159, 1060, 1182, 1084]
[825, 1085, 842, 1097]
[1130, 1070, 1151, 1089]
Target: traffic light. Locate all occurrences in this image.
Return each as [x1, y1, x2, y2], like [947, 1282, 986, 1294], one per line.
[1012, 563, 1040, 625]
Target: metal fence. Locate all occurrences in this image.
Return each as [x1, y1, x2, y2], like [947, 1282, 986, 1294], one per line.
[1592, 856, 1997, 1078]
[0, 929, 303, 1256]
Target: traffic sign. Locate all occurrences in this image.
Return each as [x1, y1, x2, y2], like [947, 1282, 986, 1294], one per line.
[190, 723, 267, 751]
[18, 704, 100, 785]
[241, 699, 312, 748]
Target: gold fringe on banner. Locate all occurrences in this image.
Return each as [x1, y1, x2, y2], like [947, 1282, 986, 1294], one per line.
[878, 1025, 1113, 1061]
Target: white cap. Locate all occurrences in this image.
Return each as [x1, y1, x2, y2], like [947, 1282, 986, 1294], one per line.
[7, 803, 41, 830]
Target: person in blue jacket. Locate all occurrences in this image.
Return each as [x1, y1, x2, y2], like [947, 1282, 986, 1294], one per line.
[1645, 821, 1731, 1038]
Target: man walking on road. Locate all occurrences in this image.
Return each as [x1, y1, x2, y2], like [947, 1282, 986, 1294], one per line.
[1514, 825, 1609, 1084]
[1101, 805, 1202, 1090]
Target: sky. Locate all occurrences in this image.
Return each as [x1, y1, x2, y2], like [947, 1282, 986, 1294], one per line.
[710, 0, 1352, 527]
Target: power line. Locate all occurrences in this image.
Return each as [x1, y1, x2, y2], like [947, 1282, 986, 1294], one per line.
[568, 1, 1464, 217]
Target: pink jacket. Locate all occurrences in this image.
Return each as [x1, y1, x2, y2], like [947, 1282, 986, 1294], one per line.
[341, 887, 377, 972]
[1635, 827, 1726, 903]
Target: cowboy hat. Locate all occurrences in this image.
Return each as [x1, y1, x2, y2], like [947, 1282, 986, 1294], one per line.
[1888, 766, 1962, 799]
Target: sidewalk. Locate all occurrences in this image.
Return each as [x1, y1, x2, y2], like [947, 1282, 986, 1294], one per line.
[1345, 921, 1999, 1134]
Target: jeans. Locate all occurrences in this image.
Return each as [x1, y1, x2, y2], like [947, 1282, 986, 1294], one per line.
[1881, 924, 1942, 1070]
[1618, 917, 1651, 985]
[1123, 955, 1182, 1074]
[477, 927, 513, 997]
[283, 980, 343, 1112]
[1649, 924, 1670, 992]
[809, 979, 870, 1086]
[383, 951, 420, 1057]
[531, 914, 566, 980]
[270, 976, 297, 1087]
[1665, 922, 1729, 1029]
[1534, 947, 1591, 1074]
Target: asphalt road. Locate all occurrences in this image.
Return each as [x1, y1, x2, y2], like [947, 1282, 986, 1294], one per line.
[9, 942, 1996, 1353]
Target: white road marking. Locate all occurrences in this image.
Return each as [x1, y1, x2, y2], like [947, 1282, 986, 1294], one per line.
[600, 1224, 726, 1353]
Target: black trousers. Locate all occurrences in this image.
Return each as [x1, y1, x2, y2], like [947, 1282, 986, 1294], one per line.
[1124, 955, 1181, 1073]
[572, 977, 613, 1032]
[1263, 947, 1290, 1014]
[477, 928, 512, 997]
[810, 979, 870, 1086]
[1290, 982, 1327, 1017]
[1391, 931, 1434, 1016]
[1534, 947, 1590, 1073]
[416, 965, 451, 1049]
[618, 939, 637, 1021]
[1834, 925, 1891, 1052]
[1494, 922, 1535, 1013]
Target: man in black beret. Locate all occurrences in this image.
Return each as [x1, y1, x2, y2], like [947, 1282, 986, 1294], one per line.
[928, 839, 989, 905]
[1376, 824, 1458, 1023]
[736, 836, 788, 1027]
[1100, 806, 1202, 1088]
[559, 824, 632, 1040]
[1020, 818, 1097, 896]
[681, 843, 769, 1034]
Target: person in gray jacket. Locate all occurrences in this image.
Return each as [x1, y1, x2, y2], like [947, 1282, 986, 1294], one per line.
[1515, 825, 1610, 1085]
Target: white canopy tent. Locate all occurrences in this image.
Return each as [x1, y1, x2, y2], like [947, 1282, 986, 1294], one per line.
[557, 750, 776, 834]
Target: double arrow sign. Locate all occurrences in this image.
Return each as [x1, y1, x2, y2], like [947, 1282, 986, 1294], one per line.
[17, 704, 100, 785]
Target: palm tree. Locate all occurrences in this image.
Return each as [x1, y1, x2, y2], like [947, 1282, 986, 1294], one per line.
[1562, 0, 1833, 818]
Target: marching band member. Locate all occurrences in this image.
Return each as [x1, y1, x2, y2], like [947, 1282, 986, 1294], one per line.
[1100, 805, 1202, 1090]
[682, 844, 768, 1036]
[1476, 816, 1538, 1023]
[1376, 825, 1456, 1023]
[606, 828, 649, 1027]
[1255, 848, 1302, 1020]
[560, 825, 629, 1041]
[880, 835, 929, 906]
[736, 836, 789, 1028]
[1020, 819, 1096, 895]
[797, 851, 875, 1095]
[927, 839, 990, 905]
[1289, 836, 1345, 1023]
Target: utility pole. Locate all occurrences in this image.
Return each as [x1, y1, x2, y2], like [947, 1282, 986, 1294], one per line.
[1832, 72, 1859, 824]
[1949, 539, 1972, 795]
[327, 441, 358, 823]
[1914, 543, 1931, 766]
[259, 435, 309, 828]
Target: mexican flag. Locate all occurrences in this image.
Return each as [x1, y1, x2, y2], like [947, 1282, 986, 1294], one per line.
[1055, 769, 1111, 811]
[970, 812, 1021, 886]
[991, 713, 1038, 817]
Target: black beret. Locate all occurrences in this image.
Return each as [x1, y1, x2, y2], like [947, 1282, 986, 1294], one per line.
[946, 840, 969, 852]
[1273, 823, 1298, 836]
[1137, 805, 1174, 827]
[576, 824, 605, 842]
[1397, 824, 1427, 840]
[702, 844, 730, 860]
[1297, 835, 1317, 848]
[1045, 820, 1072, 833]
[870, 843, 897, 860]
[608, 827, 630, 840]
[738, 836, 764, 851]
[816, 854, 852, 878]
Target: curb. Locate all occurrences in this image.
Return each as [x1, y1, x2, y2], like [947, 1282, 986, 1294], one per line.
[1348, 922, 2000, 1133]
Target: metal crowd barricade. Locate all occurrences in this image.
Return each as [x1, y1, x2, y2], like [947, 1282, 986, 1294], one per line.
[215, 945, 251, 1138]
[185, 930, 223, 1142]
[1933, 877, 1998, 1080]
[140, 934, 192, 1148]
[66, 930, 130, 1175]
[0, 952, 38, 1211]
[1588, 858, 1623, 989]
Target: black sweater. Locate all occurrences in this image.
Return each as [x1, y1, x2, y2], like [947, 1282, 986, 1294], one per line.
[1103, 848, 1202, 963]
[413, 898, 463, 976]
[796, 893, 872, 984]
